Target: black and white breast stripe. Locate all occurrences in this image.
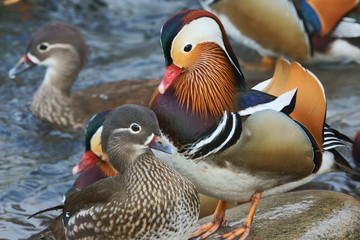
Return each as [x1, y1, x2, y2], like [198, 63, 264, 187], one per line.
[182, 89, 299, 159]
[323, 125, 349, 150]
[182, 111, 242, 159]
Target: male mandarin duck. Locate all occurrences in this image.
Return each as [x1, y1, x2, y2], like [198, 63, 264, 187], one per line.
[149, 9, 358, 240]
[199, 0, 360, 64]
[8, 22, 159, 129]
[30, 104, 200, 239]
[71, 110, 117, 184]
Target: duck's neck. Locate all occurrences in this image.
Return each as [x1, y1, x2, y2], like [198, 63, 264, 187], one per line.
[151, 43, 244, 147]
[107, 144, 146, 174]
[173, 43, 239, 119]
[122, 152, 178, 191]
[30, 63, 81, 128]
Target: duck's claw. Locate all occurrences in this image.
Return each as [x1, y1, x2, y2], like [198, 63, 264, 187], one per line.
[219, 226, 249, 240]
[219, 192, 262, 240]
[189, 200, 227, 239]
[191, 220, 222, 239]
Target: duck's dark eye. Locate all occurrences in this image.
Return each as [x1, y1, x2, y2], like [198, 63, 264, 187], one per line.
[184, 44, 192, 52]
[38, 42, 49, 51]
[130, 123, 141, 133]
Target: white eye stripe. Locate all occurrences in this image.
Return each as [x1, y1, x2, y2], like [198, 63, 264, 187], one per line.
[173, 17, 223, 54]
[27, 43, 76, 64]
[172, 17, 243, 77]
[112, 128, 129, 134]
[41, 43, 74, 51]
[112, 124, 141, 135]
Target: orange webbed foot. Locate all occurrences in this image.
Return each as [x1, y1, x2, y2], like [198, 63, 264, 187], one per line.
[190, 200, 227, 239]
[218, 225, 250, 240]
[219, 192, 262, 240]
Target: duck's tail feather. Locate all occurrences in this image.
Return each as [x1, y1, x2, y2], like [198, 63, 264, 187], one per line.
[324, 123, 354, 144]
[330, 149, 360, 175]
[28, 214, 64, 240]
[28, 205, 63, 219]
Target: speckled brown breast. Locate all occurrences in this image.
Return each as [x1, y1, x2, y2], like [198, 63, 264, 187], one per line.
[64, 154, 200, 239]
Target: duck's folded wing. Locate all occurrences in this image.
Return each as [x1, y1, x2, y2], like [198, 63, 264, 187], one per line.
[63, 177, 121, 226]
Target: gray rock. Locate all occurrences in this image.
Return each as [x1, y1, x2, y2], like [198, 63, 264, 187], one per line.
[197, 190, 360, 240]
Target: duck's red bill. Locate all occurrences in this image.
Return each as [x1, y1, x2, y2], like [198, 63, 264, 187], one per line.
[72, 151, 100, 175]
[158, 64, 182, 94]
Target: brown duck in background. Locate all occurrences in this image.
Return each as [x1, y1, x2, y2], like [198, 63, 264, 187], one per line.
[8, 22, 159, 129]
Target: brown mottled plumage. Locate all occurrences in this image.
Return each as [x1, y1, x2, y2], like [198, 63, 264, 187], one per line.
[30, 105, 200, 239]
[9, 22, 159, 129]
[64, 154, 199, 239]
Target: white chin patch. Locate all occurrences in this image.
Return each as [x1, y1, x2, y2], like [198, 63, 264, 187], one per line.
[144, 133, 154, 145]
[26, 53, 40, 64]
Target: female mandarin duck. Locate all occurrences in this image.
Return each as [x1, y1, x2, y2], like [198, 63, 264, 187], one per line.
[199, 0, 360, 64]
[70, 109, 236, 218]
[149, 9, 358, 240]
[30, 104, 200, 240]
[8, 22, 159, 129]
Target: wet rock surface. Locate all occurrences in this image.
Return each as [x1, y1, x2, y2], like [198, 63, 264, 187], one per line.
[197, 190, 360, 240]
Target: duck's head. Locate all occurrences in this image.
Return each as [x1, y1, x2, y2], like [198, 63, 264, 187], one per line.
[72, 110, 115, 177]
[158, 9, 245, 95]
[9, 22, 88, 79]
[153, 10, 246, 118]
[101, 104, 173, 173]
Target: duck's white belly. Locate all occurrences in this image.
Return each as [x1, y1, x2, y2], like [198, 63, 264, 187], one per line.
[152, 110, 320, 203]
[153, 150, 312, 203]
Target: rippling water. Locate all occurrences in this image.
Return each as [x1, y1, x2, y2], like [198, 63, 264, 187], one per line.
[0, 1, 359, 239]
